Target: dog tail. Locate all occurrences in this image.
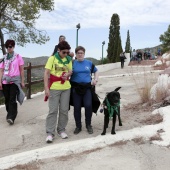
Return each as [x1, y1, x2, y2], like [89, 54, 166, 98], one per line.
[114, 87, 121, 92]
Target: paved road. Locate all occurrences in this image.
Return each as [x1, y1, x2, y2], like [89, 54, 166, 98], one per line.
[1, 65, 168, 170]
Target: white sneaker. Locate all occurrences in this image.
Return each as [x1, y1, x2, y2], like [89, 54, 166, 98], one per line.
[46, 135, 53, 143]
[58, 132, 68, 139]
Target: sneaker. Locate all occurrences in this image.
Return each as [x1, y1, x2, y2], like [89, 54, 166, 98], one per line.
[7, 119, 14, 125]
[86, 125, 93, 134]
[58, 132, 68, 139]
[46, 135, 53, 143]
[74, 127, 82, 135]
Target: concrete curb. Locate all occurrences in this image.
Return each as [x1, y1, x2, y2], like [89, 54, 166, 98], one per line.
[1, 106, 170, 169]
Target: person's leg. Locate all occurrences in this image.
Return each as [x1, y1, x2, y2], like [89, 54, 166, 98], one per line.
[121, 60, 123, 68]
[46, 90, 61, 136]
[83, 88, 92, 132]
[3, 84, 18, 124]
[57, 89, 70, 134]
[72, 88, 82, 129]
[8, 83, 19, 122]
[2, 84, 10, 115]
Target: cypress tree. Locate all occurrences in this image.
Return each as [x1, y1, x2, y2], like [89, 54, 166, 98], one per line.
[117, 35, 123, 62]
[125, 30, 131, 53]
[107, 13, 122, 63]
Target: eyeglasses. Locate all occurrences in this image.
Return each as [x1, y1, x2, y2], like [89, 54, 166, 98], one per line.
[77, 52, 84, 55]
[62, 51, 70, 55]
[6, 46, 13, 49]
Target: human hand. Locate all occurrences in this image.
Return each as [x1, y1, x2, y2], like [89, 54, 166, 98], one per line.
[61, 72, 68, 80]
[21, 82, 25, 88]
[69, 52, 74, 58]
[45, 87, 50, 97]
[91, 79, 98, 86]
[68, 70, 73, 76]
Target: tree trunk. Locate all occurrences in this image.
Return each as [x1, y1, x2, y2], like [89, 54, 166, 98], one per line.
[0, 29, 6, 55]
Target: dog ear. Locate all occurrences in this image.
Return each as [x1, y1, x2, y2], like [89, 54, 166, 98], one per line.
[114, 87, 121, 92]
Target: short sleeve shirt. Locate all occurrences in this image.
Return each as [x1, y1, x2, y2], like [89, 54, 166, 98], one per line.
[45, 55, 72, 90]
[0, 54, 24, 84]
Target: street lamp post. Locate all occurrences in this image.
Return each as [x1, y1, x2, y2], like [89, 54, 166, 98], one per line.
[130, 46, 132, 58]
[102, 41, 105, 64]
[76, 23, 80, 47]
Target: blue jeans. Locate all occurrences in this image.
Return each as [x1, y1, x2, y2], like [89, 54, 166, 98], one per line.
[72, 88, 92, 128]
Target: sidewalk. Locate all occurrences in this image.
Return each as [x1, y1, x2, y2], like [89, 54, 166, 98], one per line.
[1, 65, 169, 170]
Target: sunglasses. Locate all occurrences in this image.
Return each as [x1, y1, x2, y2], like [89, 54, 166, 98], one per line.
[62, 51, 69, 55]
[6, 46, 13, 49]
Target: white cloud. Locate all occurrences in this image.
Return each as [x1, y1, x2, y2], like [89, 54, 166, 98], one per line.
[36, 0, 170, 30]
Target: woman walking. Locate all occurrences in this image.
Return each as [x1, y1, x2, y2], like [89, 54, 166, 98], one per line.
[0, 39, 25, 125]
[44, 41, 72, 143]
[70, 46, 99, 135]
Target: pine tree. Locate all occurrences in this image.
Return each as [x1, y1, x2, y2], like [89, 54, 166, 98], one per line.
[125, 30, 131, 53]
[160, 25, 170, 53]
[107, 13, 122, 63]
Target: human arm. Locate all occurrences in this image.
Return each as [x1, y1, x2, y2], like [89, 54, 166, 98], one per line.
[44, 69, 50, 97]
[91, 70, 99, 86]
[19, 65, 25, 88]
[0, 68, 4, 90]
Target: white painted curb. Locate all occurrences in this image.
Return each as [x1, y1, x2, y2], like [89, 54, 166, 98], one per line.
[0, 106, 170, 169]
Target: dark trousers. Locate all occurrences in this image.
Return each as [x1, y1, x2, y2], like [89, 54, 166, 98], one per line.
[72, 88, 92, 128]
[2, 84, 19, 121]
[120, 59, 124, 68]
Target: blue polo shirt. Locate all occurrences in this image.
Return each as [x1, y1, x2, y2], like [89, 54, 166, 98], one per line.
[70, 59, 97, 83]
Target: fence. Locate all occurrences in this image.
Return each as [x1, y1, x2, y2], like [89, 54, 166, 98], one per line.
[24, 62, 45, 99]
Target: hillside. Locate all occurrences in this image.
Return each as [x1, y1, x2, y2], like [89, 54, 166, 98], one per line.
[23, 56, 48, 78]
[23, 56, 100, 78]
[140, 44, 162, 54]
[23, 56, 48, 66]
[85, 57, 100, 65]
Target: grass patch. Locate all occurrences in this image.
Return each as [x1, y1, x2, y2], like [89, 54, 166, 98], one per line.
[140, 113, 163, 125]
[130, 67, 158, 104]
[27, 82, 44, 95]
[149, 134, 162, 141]
[132, 137, 145, 144]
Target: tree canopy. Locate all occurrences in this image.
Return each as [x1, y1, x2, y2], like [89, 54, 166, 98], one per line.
[0, 0, 54, 54]
[125, 30, 131, 53]
[160, 25, 170, 53]
[107, 13, 122, 63]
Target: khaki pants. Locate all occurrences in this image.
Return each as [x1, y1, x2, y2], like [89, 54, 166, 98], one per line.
[46, 89, 70, 136]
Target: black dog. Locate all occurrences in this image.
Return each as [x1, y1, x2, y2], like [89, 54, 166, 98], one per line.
[101, 87, 122, 135]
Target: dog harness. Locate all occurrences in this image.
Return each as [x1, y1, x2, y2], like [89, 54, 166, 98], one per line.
[106, 98, 120, 118]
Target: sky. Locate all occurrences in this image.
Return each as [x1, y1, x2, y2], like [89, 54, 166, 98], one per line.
[2, 0, 170, 60]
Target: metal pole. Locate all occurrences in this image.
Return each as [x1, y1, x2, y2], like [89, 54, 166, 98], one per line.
[102, 44, 104, 64]
[76, 23, 80, 47]
[76, 29, 78, 47]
